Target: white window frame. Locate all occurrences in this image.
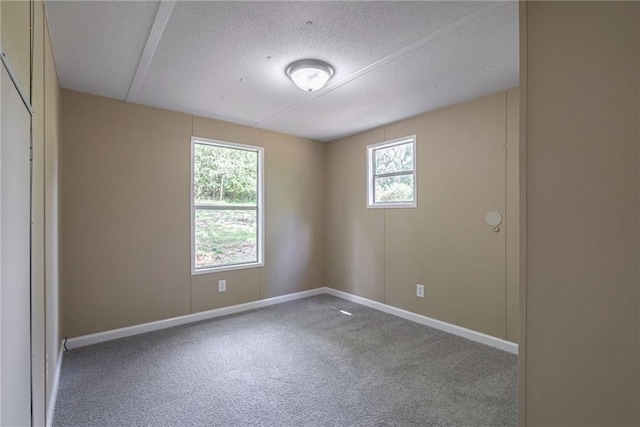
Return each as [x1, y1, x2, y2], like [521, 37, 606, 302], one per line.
[191, 137, 264, 275]
[367, 135, 417, 208]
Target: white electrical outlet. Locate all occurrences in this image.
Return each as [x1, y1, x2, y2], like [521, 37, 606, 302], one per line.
[218, 279, 226, 292]
[416, 284, 424, 298]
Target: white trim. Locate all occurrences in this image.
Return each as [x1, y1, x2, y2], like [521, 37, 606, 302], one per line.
[125, 1, 176, 102]
[191, 262, 264, 276]
[325, 288, 518, 354]
[190, 138, 195, 274]
[46, 343, 64, 427]
[65, 288, 325, 350]
[65, 287, 517, 355]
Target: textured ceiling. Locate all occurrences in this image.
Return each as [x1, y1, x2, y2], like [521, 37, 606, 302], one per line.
[46, 1, 518, 142]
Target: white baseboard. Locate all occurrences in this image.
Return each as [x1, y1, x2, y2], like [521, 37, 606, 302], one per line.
[65, 288, 326, 350]
[324, 287, 518, 354]
[65, 286, 517, 355]
[46, 343, 64, 427]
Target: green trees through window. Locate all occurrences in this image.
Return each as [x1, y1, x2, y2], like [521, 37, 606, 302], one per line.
[194, 144, 258, 205]
[367, 136, 417, 207]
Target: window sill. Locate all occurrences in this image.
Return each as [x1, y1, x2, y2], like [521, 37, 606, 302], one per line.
[192, 262, 263, 275]
[367, 203, 417, 209]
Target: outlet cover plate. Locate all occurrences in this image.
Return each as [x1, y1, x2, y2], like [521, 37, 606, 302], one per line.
[416, 284, 424, 298]
[218, 280, 226, 292]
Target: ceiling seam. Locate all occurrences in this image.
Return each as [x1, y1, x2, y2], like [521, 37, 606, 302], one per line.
[125, 0, 176, 103]
[251, 1, 503, 129]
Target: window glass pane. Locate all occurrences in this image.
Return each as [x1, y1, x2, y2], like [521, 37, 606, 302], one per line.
[195, 209, 257, 269]
[374, 174, 414, 203]
[374, 142, 413, 175]
[194, 144, 258, 206]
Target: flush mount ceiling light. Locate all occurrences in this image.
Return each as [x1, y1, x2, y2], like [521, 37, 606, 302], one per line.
[286, 59, 334, 92]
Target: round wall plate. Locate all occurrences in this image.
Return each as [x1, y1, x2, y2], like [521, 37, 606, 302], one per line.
[485, 211, 502, 227]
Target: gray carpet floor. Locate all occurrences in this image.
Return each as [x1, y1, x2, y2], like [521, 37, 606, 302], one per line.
[53, 295, 517, 426]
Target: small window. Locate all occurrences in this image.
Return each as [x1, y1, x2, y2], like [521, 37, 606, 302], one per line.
[191, 137, 264, 274]
[367, 135, 417, 208]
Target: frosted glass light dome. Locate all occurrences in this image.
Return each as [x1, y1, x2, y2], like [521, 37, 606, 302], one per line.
[286, 59, 334, 92]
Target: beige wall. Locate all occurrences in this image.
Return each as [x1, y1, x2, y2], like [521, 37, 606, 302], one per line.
[522, 2, 639, 425]
[325, 127, 386, 303]
[61, 90, 325, 337]
[325, 89, 519, 342]
[1, 1, 30, 93]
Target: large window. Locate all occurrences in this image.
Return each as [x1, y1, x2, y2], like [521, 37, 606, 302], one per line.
[191, 137, 264, 274]
[367, 135, 417, 208]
